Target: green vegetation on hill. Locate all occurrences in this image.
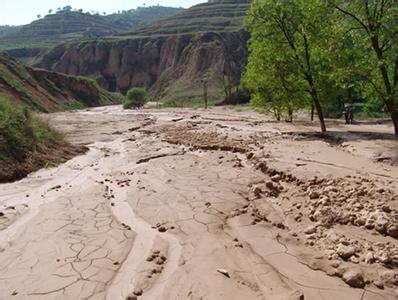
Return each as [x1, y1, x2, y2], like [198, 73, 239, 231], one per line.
[0, 6, 183, 51]
[0, 94, 60, 162]
[105, 6, 184, 30]
[0, 94, 85, 182]
[0, 25, 21, 38]
[34, 1, 250, 105]
[118, 1, 250, 37]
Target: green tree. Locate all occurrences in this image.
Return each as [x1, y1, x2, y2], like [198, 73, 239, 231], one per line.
[244, 31, 310, 121]
[332, 0, 398, 135]
[244, 0, 338, 132]
[123, 88, 147, 109]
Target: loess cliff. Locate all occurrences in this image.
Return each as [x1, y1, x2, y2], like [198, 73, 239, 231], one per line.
[36, 1, 251, 102]
[0, 53, 121, 112]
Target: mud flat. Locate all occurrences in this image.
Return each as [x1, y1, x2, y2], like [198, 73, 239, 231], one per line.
[0, 105, 397, 299]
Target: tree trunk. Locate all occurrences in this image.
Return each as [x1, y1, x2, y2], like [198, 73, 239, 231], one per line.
[274, 109, 281, 121]
[369, 36, 397, 136]
[306, 74, 326, 132]
[203, 81, 208, 109]
[288, 109, 293, 122]
[312, 91, 326, 133]
[311, 102, 314, 121]
[386, 99, 398, 136]
[392, 111, 398, 136]
[308, 83, 326, 132]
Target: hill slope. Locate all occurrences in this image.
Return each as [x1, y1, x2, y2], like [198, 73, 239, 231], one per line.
[0, 94, 86, 182]
[36, 0, 250, 103]
[0, 53, 121, 112]
[119, 0, 249, 37]
[0, 6, 183, 53]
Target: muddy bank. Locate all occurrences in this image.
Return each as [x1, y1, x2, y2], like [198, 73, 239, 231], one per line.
[0, 140, 87, 183]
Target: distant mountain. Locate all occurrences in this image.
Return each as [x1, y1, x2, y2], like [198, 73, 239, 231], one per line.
[0, 6, 184, 52]
[0, 26, 21, 38]
[0, 53, 121, 112]
[119, 0, 249, 37]
[104, 6, 184, 30]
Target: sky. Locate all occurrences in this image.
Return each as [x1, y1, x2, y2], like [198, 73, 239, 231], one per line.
[0, 0, 204, 26]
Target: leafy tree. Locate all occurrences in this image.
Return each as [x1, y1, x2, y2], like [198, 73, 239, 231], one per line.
[332, 0, 398, 135]
[244, 30, 310, 121]
[245, 0, 336, 132]
[123, 88, 147, 109]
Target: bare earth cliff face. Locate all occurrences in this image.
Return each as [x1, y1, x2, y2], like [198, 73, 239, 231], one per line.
[36, 1, 250, 100]
[37, 31, 249, 98]
[0, 53, 120, 112]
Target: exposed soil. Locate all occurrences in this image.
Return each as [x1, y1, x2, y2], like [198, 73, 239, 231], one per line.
[0, 106, 397, 300]
[0, 140, 87, 183]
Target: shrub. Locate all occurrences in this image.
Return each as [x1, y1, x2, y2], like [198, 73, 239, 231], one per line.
[0, 95, 61, 161]
[123, 87, 147, 109]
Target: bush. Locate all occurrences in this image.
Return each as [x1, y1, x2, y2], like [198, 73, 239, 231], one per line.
[123, 87, 147, 109]
[0, 95, 61, 161]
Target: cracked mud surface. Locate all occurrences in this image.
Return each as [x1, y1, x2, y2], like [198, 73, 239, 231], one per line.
[0, 105, 397, 299]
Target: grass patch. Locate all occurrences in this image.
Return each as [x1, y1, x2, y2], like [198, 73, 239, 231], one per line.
[61, 101, 86, 111]
[0, 94, 86, 182]
[0, 94, 61, 162]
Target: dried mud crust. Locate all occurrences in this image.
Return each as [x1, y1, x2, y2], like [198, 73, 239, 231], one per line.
[234, 153, 398, 291]
[1, 106, 398, 299]
[156, 123, 253, 153]
[0, 186, 134, 298]
[151, 120, 398, 292]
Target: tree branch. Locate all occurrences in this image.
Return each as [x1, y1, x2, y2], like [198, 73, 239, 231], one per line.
[335, 5, 369, 33]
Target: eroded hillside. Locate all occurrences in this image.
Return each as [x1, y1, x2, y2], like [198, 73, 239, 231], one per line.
[35, 0, 250, 102]
[0, 53, 121, 112]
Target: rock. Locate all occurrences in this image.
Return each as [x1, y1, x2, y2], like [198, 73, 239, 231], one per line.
[364, 252, 375, 264]
[373, 280, 384, 289]
[386, 224, 398, 238]
[217, 268, 230, 278]
[265, 181, 275, 190]
[349, 256, 359, 264]
[133, 288, 143, 296]
[158, 226, 167, 233]
[126, 295, 137, 300]
[337, 244, 356, 259]
[49, 185, 62, 191]
[271, 174, 281, 182]
[374, 216, 389, 234]
[377, 252, 391, 264]
[342, 269, 365, 288]
[160, 255, 167, 262]
[330, 260, 341, 268]
[382, 205, 391, 213]
[380, 270, 398, 288]
[304, 226, 317, 235]
[309, 191, 320, 199]
[146, 255, 155, 262]
[253, 186, 262, 198]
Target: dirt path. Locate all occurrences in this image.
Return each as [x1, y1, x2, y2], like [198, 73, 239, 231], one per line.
[0, 106, 397, 299]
